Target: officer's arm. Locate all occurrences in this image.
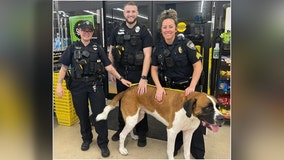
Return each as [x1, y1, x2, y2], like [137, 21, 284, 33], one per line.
[141, 46, 152, 79]
[108, 45, 115, 64]
[189, 60, 203, 89]
[57, 64, 68, 84]
[105, 65, 131, 87]
[151, 65, 163, 89]
[107, 45, 117, 82]
[56, 64, 68, 98]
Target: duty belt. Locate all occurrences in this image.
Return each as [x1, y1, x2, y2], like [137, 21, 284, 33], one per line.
[163, 76, 192, 90]
[72, 76, 96, 82]
[171, 80, 191, 90]
[120, 65, 142, 71]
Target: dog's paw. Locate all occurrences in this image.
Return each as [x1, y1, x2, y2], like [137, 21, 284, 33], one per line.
[96, 113, 106, 121]
[119, 147, 128, 155]
[167, 155, 174, 160]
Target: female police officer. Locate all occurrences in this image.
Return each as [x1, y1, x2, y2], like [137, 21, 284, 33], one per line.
[56, 20, 131, 158]
[151, 9, 205, 159]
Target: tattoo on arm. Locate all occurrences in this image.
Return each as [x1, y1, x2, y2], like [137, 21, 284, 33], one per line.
[58, 77, 63, 84]
[62, 67, 67, 72]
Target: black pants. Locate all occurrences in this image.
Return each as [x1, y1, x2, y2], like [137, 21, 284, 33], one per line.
[116, 69, 148, 137]
[71, 81, 109, 148]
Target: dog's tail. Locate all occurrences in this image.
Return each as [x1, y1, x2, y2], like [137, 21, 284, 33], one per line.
[96, 91, 126, 121]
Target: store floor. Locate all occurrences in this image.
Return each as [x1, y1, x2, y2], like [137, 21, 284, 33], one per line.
[53, 118, 231, 159]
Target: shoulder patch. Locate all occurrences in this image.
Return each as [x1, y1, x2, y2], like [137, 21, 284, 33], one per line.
[186, 40, 196, 50]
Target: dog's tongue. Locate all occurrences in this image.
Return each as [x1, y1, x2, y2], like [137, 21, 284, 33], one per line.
[202, 121, 219, 132]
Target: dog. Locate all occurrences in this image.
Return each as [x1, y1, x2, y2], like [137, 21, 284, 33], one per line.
[96, 84, 225, 160]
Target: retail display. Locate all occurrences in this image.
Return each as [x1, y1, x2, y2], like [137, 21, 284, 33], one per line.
[216, 42, 231, 119]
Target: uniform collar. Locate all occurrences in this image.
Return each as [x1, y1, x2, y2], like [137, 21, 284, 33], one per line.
[162, 37, 178, 47]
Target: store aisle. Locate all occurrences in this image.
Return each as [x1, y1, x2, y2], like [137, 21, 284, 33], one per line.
[53, 119, 230, 159]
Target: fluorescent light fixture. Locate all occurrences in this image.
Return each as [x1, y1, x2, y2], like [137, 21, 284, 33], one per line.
[83, 10, 98, 15]
[200, 0, 204, 13]
[106, 15, 125, 21]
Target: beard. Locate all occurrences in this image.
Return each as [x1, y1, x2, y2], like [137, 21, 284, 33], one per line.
[126, 17, 137, 25]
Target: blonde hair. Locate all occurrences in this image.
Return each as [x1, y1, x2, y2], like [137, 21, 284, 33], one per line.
[158, 9, 178, 28]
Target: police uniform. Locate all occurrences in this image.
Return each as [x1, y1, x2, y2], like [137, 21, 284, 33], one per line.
[109, 21, 153, 141]
[151, 37, 205, 158]
[59, 40, 110, 150]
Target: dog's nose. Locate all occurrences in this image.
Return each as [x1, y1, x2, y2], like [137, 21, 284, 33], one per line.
[216, 114, 225, 125]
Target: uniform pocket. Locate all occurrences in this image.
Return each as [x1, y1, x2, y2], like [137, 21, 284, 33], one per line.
[175, 53, 188, 67]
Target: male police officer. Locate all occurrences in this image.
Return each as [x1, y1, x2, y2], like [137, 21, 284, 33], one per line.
[108, 1, 153, 147]
[56, 20, 131, 157]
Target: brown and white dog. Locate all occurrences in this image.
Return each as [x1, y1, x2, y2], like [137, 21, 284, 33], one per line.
[96, 84, 225, 160]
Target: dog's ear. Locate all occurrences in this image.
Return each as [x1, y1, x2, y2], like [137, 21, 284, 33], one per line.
[183, 98, 197, 118]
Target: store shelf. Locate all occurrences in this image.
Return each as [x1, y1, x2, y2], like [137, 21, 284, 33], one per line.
[215, 42, 231, 120]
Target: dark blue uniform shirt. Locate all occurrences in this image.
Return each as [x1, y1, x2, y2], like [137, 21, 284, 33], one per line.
[151, 37, 201, 82]
[59, 40, 111, 67]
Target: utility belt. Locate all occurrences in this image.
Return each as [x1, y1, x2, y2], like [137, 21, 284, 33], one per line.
[161, 76, 192, 90]
[72, 75, 97, 82]
[119, 65, 143, 71]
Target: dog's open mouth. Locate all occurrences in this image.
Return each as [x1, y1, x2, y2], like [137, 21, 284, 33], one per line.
[201, 121, 220, 132]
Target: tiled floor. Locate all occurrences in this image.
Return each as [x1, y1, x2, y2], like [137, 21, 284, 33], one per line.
[53, 119, 231, 159]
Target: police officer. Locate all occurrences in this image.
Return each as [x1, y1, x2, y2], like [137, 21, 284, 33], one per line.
[151, 9, 205, 159]
[56, 20, 131, 158]
[108, 1, 153, 147]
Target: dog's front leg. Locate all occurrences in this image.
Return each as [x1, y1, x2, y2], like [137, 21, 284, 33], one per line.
[166, 129, 178, 160]
[182, 130, 193, 160]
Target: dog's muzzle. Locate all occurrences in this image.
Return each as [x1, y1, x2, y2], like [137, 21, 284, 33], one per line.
[201, 114, 225, 132]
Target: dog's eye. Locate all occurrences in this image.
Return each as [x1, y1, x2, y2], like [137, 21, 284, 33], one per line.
[203, 106, 213, 112]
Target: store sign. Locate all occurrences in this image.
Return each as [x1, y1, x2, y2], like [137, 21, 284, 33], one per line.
[69, 15, 94, 43]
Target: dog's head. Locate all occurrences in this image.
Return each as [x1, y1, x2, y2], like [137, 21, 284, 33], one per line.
[183, 92, 225, 132]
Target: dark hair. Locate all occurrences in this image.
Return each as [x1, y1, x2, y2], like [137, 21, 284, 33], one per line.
[158, 9, 178, 28]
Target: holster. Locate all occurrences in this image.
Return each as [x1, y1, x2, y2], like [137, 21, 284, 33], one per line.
[64, 70, 72, 90]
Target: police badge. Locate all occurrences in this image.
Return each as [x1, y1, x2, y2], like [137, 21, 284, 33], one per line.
[93, 45, 97, 50]
[135, 26, 140, 33]
[178, 46, 183, 54]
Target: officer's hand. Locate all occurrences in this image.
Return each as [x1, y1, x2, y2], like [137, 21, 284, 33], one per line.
[185, 86, 195, 96]
[56, 83, 64, 98]
[121, 79, 132, 87]
[109, 73, 116, 82]
[138, 79, 147, 95]
[155, 87, 166, 102]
